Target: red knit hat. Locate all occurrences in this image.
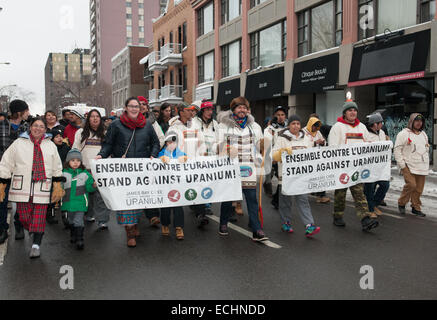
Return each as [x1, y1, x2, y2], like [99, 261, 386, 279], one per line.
[138, 96, 148, 104]
[201, 101, 214, 109]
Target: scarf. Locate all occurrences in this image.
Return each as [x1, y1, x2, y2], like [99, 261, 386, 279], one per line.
[30, 134, 47, 182]
[232, 114, 248, 129]
[337, 116, 360, 128]
[120, 112, 147, 130]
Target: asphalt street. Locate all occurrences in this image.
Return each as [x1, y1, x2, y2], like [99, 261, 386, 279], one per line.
[0, 193, 436, 300]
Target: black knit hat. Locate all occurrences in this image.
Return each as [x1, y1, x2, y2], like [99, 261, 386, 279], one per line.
[288, 114, 301, 124]
[9, 100, 29, 114]
[50, 128, 64, 139]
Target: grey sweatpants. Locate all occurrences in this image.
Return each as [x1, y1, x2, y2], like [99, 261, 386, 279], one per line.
[87, 190, 111, 223]
[278, 185, 314, 226]
[68, 211, 85, 227]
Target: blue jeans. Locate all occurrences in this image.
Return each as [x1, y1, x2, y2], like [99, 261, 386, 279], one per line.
[364, 181, 390, 212]
[220, 188, 261, 232]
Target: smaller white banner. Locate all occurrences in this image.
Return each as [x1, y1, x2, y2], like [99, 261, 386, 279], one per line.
[281, 141, 393, 195]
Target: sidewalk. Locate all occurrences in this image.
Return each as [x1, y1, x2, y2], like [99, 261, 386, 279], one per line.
[341, 167, 437, 219]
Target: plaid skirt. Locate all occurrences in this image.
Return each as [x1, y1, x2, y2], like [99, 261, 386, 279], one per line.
[17, 202, 49, 233]
[116, 210, 143, 225]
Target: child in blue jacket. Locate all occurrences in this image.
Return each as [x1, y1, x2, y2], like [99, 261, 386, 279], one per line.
[158, 131, 187, 240]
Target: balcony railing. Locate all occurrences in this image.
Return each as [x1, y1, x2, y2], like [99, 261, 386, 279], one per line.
[148, 51, 167, 71]
[160, 85, 183, 103]
[159, 43, 183, 66]
[148, 89, 161, 106]
[143, 68, 153, 82]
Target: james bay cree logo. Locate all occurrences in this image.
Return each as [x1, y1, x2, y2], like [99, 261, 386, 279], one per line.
[201, 188, 213, 200]
[361, 170, 370, 179]
[352, 171, 360, 182]
[185, 189, 197, 201]
[168, 190, 181, 202]
[339, 173, 350, 185]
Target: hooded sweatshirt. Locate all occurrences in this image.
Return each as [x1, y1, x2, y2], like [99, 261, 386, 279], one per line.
[328, 116, 369, 146]
[272, 129, 312, 185]
[394, 113, 429, 175]
[303, 117, 325, 147]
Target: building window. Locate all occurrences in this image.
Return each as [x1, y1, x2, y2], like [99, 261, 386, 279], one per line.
[178, 66, 183, 87]
[198, 1, 214, 37]
[359, 0, 428, 40]
[421, 0, 436, 22]
[221, 40, 241, 77]
[250, 0, 267, 8]
[127, 26, 132, 33]
[138, 3, 144, 8]
[221, 0, 242, 25]
[127, 37, 132, 44]
[198, 51, 214, 83]
[175, 0, 183, 5]
[298, 1, 342, 57]
[139, 26, 144, 32]
[169, 31, 173, 44]
[250, 21, 286, 68]
[139, 14, 144, 21]
[182, 22, 187, 47]
[170, 70, 174, 86]
[126, 13, 132, 19]
[126, 2, 132, 7]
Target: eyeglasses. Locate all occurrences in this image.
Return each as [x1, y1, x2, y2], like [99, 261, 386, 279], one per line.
[32, 125, 46, 129]
[127, 105, 140, 109]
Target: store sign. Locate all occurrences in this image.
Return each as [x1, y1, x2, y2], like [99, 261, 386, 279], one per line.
[290, 53, 339, 95]
[245, 67, 284, 101]
[216, 78, 240, 106]
[348, 29, 430, 87]
[196, 85, 213, 101]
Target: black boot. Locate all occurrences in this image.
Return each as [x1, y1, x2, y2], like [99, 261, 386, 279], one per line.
[412, 208, 426, 217]
[75, 227, 84, 250]
[70, 226, 76, 244]
[0, 229, 8, 244]
[14, 223, 25, 240]
[263, 182, 273, 198]
[361, 216, 379, 232]
[333, 216, 346, 227]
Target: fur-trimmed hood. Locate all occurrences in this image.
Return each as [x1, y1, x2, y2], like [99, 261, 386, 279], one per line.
[217, 110, 256, 128]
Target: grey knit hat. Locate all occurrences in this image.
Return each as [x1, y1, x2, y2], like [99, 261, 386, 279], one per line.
[367, 112, 383, 125]
[342, 101, 358, 114]
[66, 148, 82, 163]
[288, 114, 301, 124]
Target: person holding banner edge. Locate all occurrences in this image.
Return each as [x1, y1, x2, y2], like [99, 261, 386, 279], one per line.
[273, 115, 321, 237]
[96, 97, 160, 248]
[216, 96, 268, 242]
[364, 112, 390, 219]
[327, 95, 379, 232]
[159, 131, 188, 240]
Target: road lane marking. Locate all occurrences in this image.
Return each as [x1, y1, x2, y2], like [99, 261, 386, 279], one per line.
[208, 215, 282, 249]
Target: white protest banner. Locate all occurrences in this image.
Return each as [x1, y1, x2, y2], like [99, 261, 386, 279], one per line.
[90, 156, 243, 210]
[281, 141, 393, 196]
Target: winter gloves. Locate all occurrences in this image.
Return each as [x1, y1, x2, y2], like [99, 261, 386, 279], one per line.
[160, 156, 170, 164]
[273, 148, 293, 162]
[51, 182, 65, 203]
[0, 183, 6, 203]
[219, 144, 239, 159]
[160, 156, 189, 164]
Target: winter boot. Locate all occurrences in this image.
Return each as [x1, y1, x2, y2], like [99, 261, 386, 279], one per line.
[263, 182, 273, 198]
[161, 225, 170, 236]
[75, 227, 84, 250]
[361, 216, 379, 232]
[333, 216, 346, 227]
[398, 205, 406, 215]
[14, 223, 25, 240]
[234, 202, 243, 215]
[125, 225, 137, 247]
[70, 227, 76, 244]
[175, 227, 184, 240]
[412, 208, 426, 217]
[0, 229, 8, 244]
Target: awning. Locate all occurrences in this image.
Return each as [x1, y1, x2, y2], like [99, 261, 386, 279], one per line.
[216, 78, 240, 106]
[139, 53, 151, 65]
[348, 29, 430, 87]
[245, 67, 284, 102]
[290, 53, 339, 95]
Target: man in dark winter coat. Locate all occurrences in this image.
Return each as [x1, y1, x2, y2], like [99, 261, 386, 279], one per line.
[0, 100, 30, 244]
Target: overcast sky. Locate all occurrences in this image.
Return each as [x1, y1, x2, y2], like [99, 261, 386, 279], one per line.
[0, 0, 90, 115]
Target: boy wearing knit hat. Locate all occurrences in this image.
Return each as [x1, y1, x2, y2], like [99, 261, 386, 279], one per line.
[61, 149, 97, 250]
[328, 94, 378, 232]
[0, 100, 30, 244]
[364, 112, 390, 218]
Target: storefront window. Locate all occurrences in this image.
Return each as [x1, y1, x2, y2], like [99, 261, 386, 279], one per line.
[376, 79, 434, 160]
